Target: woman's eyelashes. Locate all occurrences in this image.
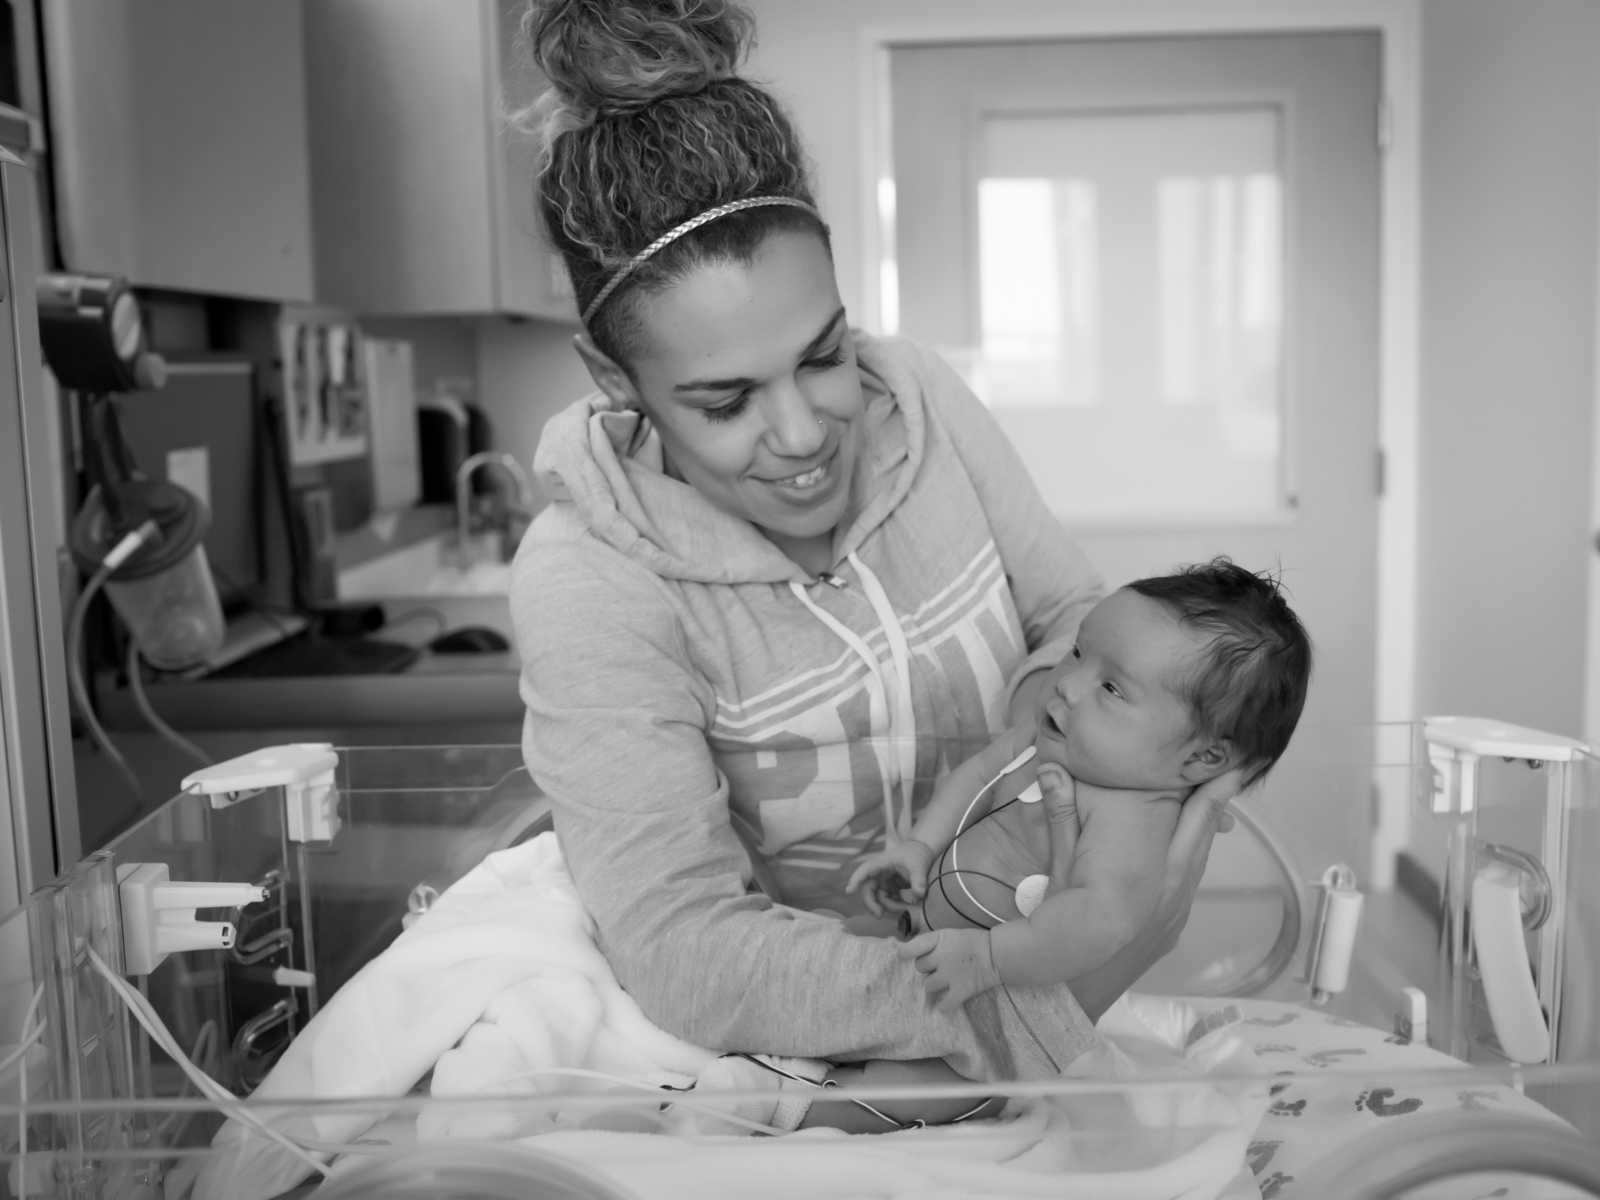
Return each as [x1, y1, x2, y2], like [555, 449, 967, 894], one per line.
[703, 392, 751, 423]
[698, 347, 846, 424]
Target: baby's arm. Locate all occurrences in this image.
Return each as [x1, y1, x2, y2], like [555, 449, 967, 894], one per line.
[911, 725, 1037, 855]
[988, 796, 1181, 988]
[848, 725, 1036, 911]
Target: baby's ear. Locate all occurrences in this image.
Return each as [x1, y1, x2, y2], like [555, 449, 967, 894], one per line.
[1181, 739, 1235, 784]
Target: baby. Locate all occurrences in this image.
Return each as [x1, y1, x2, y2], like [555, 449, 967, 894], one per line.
[846, 557, 1313, 1012]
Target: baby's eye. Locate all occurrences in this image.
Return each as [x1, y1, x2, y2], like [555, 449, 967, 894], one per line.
[1101, 681, 1123, 699]
[1070, 645, 1082, 660]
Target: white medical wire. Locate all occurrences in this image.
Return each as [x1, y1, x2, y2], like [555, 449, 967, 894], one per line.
[9, 983, 44, 1200]
[81, 948, 783, 1164]
[949, 746, 1038, 925]
[502, 1066, 786, 1136]
[83, 946, 331, 1178]
[0, 985, 45, 1080]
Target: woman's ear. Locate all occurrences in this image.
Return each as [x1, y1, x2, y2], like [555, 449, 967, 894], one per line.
[1180, 740, 1235, 785]
[573, 332, 640, 412]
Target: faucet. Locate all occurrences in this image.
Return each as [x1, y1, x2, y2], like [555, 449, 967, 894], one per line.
[455, 451, 535, 562]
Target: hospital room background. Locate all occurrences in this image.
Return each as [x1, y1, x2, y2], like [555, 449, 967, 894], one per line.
[3, 0, 1600, 1196]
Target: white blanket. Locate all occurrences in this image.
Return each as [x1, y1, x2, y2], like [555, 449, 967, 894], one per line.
[192, 836, 1268, 1200]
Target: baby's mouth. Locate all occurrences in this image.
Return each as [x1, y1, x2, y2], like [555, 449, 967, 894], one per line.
[1040, 702, 1069, 741]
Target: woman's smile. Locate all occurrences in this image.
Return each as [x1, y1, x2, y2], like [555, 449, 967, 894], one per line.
[761, 445, 840, 500]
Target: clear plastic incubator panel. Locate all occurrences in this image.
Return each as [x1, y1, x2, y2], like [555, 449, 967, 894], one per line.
[0, 723, 1597, 1200]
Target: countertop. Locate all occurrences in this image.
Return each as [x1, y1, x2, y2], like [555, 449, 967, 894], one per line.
[101, 614, 523, 733]
[101, 662, 521, 731]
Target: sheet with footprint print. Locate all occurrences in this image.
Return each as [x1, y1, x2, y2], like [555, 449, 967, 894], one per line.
[1182, 997, 1589, 1200]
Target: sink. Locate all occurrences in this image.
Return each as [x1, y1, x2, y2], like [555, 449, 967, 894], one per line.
[339, 531, 513, 601]
[420, 559, 512, 596]
[378, 593, 515, 644]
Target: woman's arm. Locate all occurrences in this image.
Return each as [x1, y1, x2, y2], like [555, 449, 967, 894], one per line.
[512, 543, 1101, 1082]
[907, 724, 1037, 856]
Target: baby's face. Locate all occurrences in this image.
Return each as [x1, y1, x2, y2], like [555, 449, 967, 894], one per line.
[1033, 589, 1212, 790]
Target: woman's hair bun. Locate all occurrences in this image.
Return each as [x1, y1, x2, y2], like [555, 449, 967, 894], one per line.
[526, 0, 755, 120]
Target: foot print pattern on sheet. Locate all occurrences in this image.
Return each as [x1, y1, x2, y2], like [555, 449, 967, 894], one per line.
[1355, 1087, 1423, 1117]
[1268, 1083, 1307, 1118]
[1304, 1048, 1364, 1068]
[1245, 1012, 1300, 1028]
[1259, 1171, 1294, 1199]
[1246, 1140, 1282, 1176]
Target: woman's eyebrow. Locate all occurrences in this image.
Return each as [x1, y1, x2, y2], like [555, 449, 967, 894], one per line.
[673, 307, 847, 394]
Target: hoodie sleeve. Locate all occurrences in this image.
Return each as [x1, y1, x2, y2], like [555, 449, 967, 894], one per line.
[910, 342, 1104, 711]
[511, 538, 1098, 1081]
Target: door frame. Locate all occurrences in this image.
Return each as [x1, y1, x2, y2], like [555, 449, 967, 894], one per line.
[1586, 129, 1600, 748]
[857, 0, 1421, 887]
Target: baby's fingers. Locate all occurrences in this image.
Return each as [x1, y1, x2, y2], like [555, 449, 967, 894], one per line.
[898, 932, 939, 964]
[907, 859, 930, 897]
[844, 861, 880, 895]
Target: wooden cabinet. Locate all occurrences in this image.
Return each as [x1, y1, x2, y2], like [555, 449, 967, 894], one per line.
[305, 0, 574, 320]
[40, 0, 315, 301]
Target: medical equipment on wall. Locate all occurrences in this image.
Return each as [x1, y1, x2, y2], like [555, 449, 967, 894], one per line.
[1423, 716, 1597, 1070]
[40, 272, 226, 788]
[3, 724, 1600, 1200]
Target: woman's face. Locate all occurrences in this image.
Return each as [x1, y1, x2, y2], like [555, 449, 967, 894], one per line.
[609, 231, 866, 555]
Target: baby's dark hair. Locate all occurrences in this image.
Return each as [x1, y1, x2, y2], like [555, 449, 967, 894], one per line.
[518, 0, 831, 365]
[1126, 558, 1313, 788]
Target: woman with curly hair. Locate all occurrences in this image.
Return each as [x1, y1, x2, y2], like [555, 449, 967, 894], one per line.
[511, 0, 1241, 1133]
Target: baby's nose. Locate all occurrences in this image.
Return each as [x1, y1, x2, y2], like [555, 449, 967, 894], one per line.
[1059, 669, 1089, 707]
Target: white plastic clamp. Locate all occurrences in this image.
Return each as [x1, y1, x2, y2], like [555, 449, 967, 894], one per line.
[116, 863, 269, 976]
[182, 743, 342, 842]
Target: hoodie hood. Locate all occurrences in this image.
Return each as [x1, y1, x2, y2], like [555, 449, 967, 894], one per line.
[531, 334, 927, 585]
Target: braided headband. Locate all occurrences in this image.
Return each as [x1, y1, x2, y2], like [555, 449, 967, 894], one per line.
[581, 195, 820, 327]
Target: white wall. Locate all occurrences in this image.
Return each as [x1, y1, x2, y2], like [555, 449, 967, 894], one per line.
[1415, 0, 1600, 737]
[743, 0, 1600, 739]
[476, 2, 1600, 743]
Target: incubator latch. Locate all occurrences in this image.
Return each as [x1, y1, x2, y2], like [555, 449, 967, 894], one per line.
[1422, 716, 1585, 814]
[182, 743, 342, 842]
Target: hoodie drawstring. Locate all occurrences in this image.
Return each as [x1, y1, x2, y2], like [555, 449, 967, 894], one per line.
[787, 554, 918, 842]
[848, 553, 918, 839]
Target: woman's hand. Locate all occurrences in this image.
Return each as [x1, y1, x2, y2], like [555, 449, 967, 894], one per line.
[1063, 769, 1243, 1022]
[1142, 770, 1241, 956]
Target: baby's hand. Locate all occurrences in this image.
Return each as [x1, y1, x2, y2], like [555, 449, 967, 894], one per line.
[898, 928, 1001, 1012]
[845, 840, 935, 916]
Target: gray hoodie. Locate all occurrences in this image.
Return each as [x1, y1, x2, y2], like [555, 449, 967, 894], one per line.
[512, 334, 1104, 1081]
